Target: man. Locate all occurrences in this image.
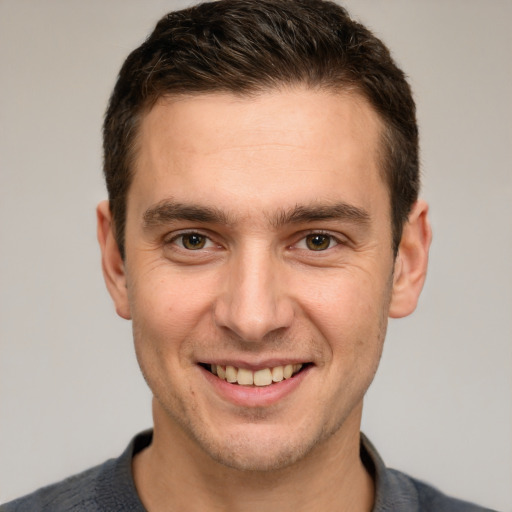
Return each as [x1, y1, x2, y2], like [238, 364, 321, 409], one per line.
[1, 1, 496, 511]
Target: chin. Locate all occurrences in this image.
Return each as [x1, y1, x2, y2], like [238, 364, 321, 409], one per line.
[205, 439, 310, 472]
[192, 421, 331, 473]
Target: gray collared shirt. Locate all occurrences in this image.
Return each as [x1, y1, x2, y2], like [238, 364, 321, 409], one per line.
[360, 434, 496, 511]
[1, 430, 497, 511]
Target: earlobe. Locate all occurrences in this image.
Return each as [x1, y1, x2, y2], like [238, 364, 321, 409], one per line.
[96, 201, 131, 320]
[389, 200, 432, 319]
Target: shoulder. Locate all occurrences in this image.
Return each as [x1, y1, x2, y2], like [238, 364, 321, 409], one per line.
[360, 434, 497, 512]
[385, 468, 498, 512]
[1, 430, 151, 512]
[0, 460, 114, 512]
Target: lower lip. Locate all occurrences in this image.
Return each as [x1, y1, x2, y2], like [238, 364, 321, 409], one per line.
[199, 365, 311, 408]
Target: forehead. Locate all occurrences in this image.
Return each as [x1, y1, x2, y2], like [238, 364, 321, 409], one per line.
[130, 88, 387, 221]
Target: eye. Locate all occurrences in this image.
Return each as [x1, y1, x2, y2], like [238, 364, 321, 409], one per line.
[297, 233, 339, 251]
[173, 233, 213, 250]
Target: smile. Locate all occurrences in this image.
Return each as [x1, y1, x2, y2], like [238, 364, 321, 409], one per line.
[206, 363, 305, 387]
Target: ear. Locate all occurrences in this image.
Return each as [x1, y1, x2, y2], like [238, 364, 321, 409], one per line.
[96, 201, 131, 320]
[389, 200, 432, 318]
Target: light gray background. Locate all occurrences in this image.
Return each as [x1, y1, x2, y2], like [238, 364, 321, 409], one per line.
[1, 1, 511, 509]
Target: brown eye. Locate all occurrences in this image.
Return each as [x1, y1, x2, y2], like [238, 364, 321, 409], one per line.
[181, 233, 207, 250]
[305, 234, 332, 251]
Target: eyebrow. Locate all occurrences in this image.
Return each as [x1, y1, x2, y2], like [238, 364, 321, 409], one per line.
[143, 199, 370, 229]
[272, 203, 371, 228]
[143, 200, 232, 228]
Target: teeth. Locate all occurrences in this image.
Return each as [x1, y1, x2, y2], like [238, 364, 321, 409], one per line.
[237, 368, 253, 386]
[210, 363, 303, 387]
[217, 365, 226, 380]
[225, 365, 237, 383]
[271, 365, 283, 382]
[253, 368, 272, 386]
[283, 364, 294, 379]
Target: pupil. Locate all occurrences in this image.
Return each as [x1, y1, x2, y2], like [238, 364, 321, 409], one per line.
[184, 234, 205, 249]
[307, 234, 330, 250]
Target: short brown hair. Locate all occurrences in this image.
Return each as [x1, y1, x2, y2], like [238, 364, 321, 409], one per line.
[103, 0, 419, 258]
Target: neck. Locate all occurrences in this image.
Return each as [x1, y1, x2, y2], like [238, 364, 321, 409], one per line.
[133, 402, 374, 512]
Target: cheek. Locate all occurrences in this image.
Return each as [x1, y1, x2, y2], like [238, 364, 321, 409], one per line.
[132, 260, 217, 319]
[306, 269, 381, 311]
[127, 268, 217, 363]
[298, 269, 391, 355]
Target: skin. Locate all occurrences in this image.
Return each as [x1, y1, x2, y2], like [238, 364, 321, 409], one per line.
[98, 88, 431, 511]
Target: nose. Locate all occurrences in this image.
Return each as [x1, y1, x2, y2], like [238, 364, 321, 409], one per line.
[213, 245, 294, 342]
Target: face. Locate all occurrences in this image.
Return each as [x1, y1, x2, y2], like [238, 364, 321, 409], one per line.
[99, 88, 426, 471]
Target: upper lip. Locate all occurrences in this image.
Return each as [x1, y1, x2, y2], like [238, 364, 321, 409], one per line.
[199, 359, 311, 371]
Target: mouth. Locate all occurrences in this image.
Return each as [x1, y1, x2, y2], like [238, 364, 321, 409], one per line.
[200, 363, 310, 387]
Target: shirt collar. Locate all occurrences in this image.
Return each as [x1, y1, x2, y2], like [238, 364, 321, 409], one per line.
[361, 433, 421, 512]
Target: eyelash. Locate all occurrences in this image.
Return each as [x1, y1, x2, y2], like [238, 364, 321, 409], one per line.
[294, 231, 342, 251]
[165, 230, 345, 252]
[166, 231, 217, 251]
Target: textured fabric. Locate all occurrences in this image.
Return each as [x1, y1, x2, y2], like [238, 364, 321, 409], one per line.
[1, 431, 496, 511]
[361, 435, 497, 512]
[1, 431, 150, 512]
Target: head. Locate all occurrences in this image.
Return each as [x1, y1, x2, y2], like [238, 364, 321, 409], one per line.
[103, 0, 419, 260]
[98, 0, 430, 474]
